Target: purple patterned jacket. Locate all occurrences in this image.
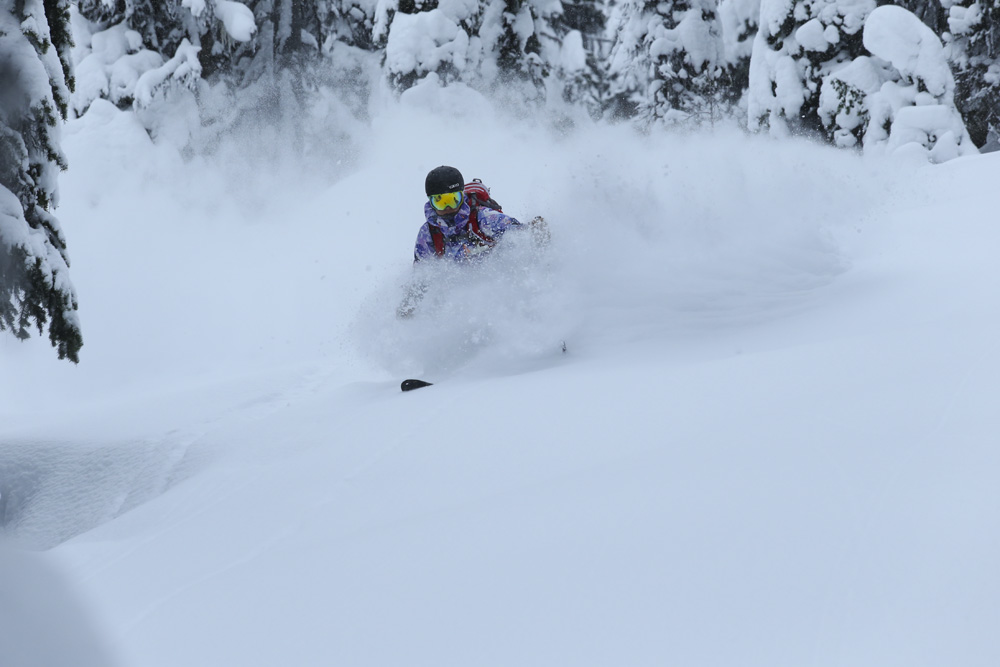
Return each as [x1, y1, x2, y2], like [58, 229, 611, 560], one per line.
[413, 200, 522, 262]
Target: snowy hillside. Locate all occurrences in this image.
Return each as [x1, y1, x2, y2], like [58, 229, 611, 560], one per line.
[2, 98, 999, 667]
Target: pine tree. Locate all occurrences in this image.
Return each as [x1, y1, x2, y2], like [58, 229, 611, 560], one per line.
[319, 0, 379, 51]
[717, 0, 760, 115]
[71, 0, 377, 172]
[222, 0, 335, 153]
[380, 0, 548, 109]
[74, 0, 257, 103]
[1, 0, 82, 361]
[606, 0, 733, 126]
[381, 0, 459, 92]
[76, 0, 187, 62]
[943, 0, 1000, 147]
[817, 5, 976, 160]
[495, 0, 545, 86]
[543, 0, 608, 119]
[747, 0, 876, 137]
[604, 0, 644, 119]
[897, 0, 948, 34]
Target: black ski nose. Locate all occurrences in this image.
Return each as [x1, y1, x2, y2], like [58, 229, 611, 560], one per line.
[401, 379, 433, 392]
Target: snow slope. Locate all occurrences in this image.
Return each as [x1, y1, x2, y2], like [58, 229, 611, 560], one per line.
[2, 100, 999, 666]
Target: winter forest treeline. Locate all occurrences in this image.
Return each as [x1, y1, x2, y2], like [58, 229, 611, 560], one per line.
[1, 0, 998, 361]
[61, 0, 999, 147]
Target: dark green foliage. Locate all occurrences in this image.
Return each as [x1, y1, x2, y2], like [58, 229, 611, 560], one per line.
[495, 0, 534, 80]
[321, 1, 379, 50]
[766, 13, 796, 48]
[76, 0, 125, 23]
[1, 2, 82, 362]
[0, 244, 82, 362]
[825, 77, 868, 146]
[548, 0, 608, 117]
[752, 0, 876, 139]
[947, 0, 1000, 147]
[77, 0, 185, 55]
[44, 0, 74, 96]
[555, 0, 605, 39]
[397, 0, 439, 13]
[955, 69, 997, 147]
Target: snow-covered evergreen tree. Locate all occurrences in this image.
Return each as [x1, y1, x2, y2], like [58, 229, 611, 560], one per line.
[76, 0, 186, 59]
[941, 0, 1000, 147]
[606, 0, 733, 126]
[320, 0, 381, 51]
[1, 0, 82, 361]
[532, 0, 607, 120]
[382, 0, 473, 91]
[75, 0, 256, 80]
[65, 1, 381, 189]
[382, 0, 550, 111]
[717, 0, 760, 115]
[483, 0, 551, 107]
[72, 1, 228, 117]
[897, 0, 949, 34]
[221, 0, 379, 160]
[747, 0, 875, 137]
[817, 5, 977, 161]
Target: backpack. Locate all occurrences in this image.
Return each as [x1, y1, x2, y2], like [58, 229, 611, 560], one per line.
[429, 179, 502, 257]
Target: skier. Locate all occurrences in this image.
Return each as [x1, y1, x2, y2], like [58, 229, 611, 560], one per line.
[412, 165, 523, 263]
[398, 165, 546, 318]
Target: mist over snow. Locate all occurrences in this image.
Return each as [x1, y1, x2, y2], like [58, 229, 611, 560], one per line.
[3, 87, 1000, 666]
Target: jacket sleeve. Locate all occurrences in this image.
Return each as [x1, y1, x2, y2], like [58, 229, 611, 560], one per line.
[477, 209, 522, 238]
[413, 223, 436, 262]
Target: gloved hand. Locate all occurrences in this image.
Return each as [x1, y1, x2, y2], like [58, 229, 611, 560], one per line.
[528, 216, 550, 247]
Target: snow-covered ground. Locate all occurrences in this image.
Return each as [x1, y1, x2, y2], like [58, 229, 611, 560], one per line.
[2, 98, 999, 666]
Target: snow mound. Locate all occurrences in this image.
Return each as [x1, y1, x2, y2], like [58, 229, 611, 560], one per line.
[215, 0, 256, 42]
[863, 5, 952, 97]
[385, 10, 469, 78]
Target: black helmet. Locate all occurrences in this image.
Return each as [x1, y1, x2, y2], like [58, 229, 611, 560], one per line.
[425, 166, 465, 196]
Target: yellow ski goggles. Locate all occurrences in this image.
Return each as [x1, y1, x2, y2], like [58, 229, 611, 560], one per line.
[429, 190, 463, 211]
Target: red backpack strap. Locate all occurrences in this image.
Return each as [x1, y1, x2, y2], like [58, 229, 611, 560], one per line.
[430, 226, 445, 256]
[467, 207, 495, 246]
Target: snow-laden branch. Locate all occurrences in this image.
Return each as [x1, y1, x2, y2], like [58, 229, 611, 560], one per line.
[133, 40, 202, 109]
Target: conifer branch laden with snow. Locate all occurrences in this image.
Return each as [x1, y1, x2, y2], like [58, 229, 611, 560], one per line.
[747, 0, 876, 138]
[942, 0, 1000, 147]
[605, 0, 749, 127]
[1, 0, 82, 362]
[381, 0, 553, 110]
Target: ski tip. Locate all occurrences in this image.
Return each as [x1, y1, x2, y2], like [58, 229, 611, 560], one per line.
[401, 379, 433, 392]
